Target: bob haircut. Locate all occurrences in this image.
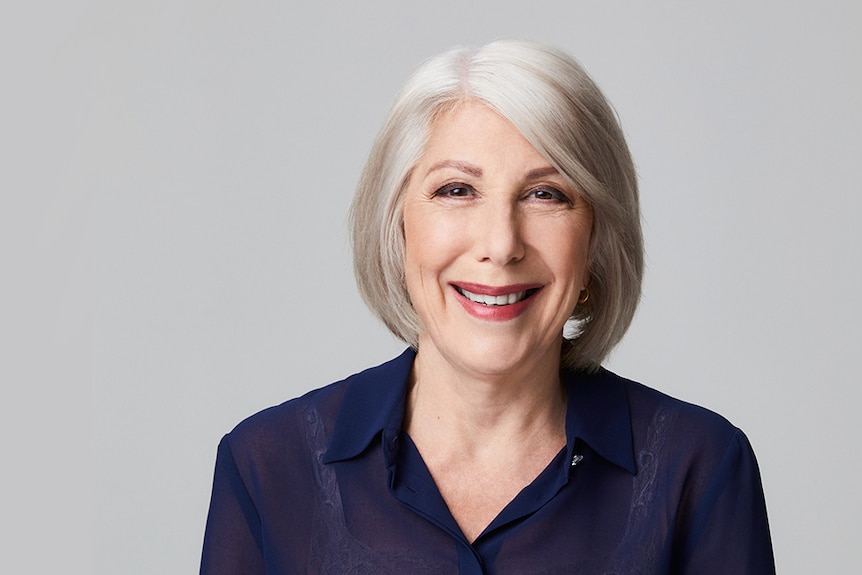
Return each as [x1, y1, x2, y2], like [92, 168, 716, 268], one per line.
[350, 39, 643, 371]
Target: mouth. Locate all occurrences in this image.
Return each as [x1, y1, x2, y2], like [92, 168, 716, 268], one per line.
[452, 284, 541, 307]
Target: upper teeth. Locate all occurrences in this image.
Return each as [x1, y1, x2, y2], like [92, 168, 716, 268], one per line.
[459, 288, 527, 306]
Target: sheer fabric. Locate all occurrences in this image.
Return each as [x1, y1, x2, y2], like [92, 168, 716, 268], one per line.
[201, 349, 774, 574]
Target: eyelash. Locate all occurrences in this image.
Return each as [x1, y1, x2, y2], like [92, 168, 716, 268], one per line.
[432, 183, 572, 205]
[432, 183, 476, 198]
[527, 187, 572, 204]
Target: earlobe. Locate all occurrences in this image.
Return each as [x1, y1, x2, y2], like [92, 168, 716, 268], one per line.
[578, 263, 591, 305]
[577, 286, 590, 305]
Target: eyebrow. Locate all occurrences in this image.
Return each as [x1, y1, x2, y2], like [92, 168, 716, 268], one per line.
[524, 166, 560, 180]
[426, 160, 483, 178]
[425, 161, 560, 181]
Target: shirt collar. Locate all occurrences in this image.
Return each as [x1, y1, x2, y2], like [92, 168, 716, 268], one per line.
[563, 367, 637, 474]
[323, 348, 416, 464]
[324, 348, 636, 475]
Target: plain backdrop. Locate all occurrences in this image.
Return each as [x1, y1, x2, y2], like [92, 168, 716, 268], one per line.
[3, 1, 860, 573]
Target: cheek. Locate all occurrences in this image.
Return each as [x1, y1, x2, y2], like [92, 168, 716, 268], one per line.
[569, 237, 592, 280]
[403, 208, 465, 276]
[403, 211, 441, 311]
[528, 218, 592, 285]
[403, 208, 429, 278]
[402, 209, 460, 328]
[573, 243, 592, 285]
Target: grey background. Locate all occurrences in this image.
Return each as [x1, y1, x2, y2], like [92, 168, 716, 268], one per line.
[3, 1, 860, 573]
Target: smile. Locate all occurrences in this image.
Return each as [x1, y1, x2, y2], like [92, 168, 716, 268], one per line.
[453, 286, 539, 306]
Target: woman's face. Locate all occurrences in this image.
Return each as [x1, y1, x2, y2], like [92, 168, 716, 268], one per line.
[402, 101, 593, 377]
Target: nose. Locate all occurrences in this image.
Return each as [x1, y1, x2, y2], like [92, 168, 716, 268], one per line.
[473, 200, 525, 265]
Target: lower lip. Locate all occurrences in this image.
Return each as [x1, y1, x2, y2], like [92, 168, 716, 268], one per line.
[451, 286, 539, 322]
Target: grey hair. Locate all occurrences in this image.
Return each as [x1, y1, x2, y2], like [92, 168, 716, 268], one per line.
[350, 39, 643, 371]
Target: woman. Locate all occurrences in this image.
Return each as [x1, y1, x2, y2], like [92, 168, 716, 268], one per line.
[201, 40, 774, 574]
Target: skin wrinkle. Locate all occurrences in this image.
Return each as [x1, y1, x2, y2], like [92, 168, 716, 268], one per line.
[404, 103, 591, 381]
[350, 42, 644, 371]
[401, 101, 590, 541]
[424, 161, 562, 183]
[426, 160, 483, 178]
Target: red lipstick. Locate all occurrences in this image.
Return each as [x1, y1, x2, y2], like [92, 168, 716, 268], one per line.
[449, 282, 542, 322]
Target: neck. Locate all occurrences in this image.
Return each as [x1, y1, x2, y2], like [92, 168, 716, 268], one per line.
[404, 339, 567, 453]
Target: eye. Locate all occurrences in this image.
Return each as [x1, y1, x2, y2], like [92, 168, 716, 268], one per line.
[433, 183, 476, 198]
[527, 186, 571, 204]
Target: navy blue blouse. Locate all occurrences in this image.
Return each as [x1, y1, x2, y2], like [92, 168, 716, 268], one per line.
[201, 349, 774, 574]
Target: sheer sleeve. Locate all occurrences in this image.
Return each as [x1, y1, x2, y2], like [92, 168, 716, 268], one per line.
[200, 435, 266, 575]
[675, 429, 775, 574]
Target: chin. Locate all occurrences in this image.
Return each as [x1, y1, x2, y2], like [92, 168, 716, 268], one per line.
[449, 336, 557, 378]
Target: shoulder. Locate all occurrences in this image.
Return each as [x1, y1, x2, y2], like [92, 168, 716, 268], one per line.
[604, 373, 774, 570]
[615, 371, 740, 444]
[220, 348, 415, 466]
[219, 376, 351, 469]
[562, 368, 775, 570]
[599, 369, 758, 482]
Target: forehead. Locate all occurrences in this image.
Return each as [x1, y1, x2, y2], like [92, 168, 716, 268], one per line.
[421, 101, 550, 171]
